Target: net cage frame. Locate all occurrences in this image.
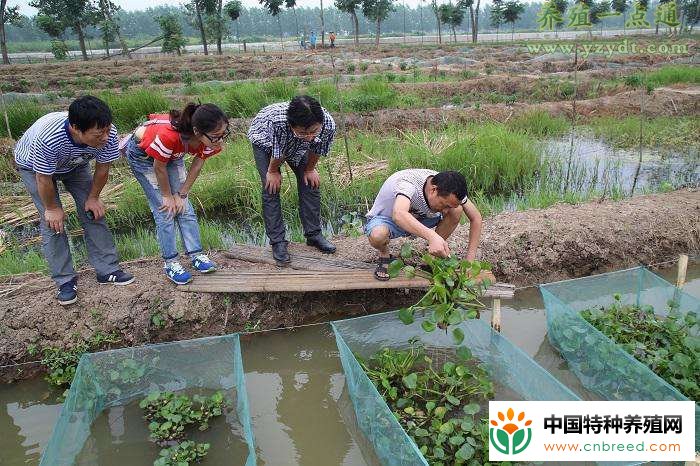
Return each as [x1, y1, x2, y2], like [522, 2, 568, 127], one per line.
[39, 333, 257, 466]
[540, 266, 699, 452]
[332, 309, 639, 466]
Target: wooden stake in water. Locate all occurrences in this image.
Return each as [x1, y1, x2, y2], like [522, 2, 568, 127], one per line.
[676, 254, 688, 288]
[491, 298, 501, 332]
[631, 69, 646, 196]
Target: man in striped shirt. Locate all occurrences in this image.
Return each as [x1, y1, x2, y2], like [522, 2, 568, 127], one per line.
[14, 96, 134, 305]
[248, 95, 337, 265]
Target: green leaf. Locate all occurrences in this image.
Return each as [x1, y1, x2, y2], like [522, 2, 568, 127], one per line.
[434, 406, 447, 419]
[439, 422, 454, 435]
[462, 403, 480, 415]
[398, 308, 414, 325]
[452, 328, 465, 345]
[422, 320, 437, 332]
[396, 398, 410, 408]
[456, 346, 472, 361]
[400, 242, 413, 259]
[446, 394, 460, 406]
[403, 265, 416, 278]
[433, 446, 445, 459]
[449, 435, 465, 446]
[426, 401, 436, 412]
[414, 428, 430, 437]
[402, 372, 418, 389]
[455, 442, 475, 460]
[387, 259, 405, 278]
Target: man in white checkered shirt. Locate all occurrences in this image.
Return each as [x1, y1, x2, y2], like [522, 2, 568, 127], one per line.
[248, 95, 337, 265]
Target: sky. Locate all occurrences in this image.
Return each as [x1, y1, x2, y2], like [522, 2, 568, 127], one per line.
[14, 0, 509, 16]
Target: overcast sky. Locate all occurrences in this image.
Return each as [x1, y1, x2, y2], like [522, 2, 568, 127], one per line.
[15, 0, 467, 16]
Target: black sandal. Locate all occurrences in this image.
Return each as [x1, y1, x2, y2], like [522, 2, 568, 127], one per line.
[374, 255, 394, 281]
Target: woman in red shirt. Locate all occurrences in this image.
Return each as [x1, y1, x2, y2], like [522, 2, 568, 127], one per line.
[124, 103, 229, 284]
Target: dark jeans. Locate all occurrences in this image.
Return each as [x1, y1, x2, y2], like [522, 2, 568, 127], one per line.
[252, 144, 321, 245]
[18, 165, 120, 287]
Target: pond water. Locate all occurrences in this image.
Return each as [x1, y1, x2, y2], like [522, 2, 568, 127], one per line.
[1, 262, 698, 465]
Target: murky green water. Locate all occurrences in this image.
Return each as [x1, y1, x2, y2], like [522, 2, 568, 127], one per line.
[1, 262, 698, 465]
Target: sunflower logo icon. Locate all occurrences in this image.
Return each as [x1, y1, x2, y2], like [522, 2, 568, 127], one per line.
[489, 408, 533, 455]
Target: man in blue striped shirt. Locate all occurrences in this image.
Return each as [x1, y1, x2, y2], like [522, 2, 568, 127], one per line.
[14, 96, 134, 305]
[248, 95, 337, 265]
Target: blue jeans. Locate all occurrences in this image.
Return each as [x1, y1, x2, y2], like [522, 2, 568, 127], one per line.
[125, 137, 203, 261]
[364, 214, 442, 239]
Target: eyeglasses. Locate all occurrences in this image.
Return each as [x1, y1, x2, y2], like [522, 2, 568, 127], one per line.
[202, 125, 230, 143]
[292, 127, 321, 138]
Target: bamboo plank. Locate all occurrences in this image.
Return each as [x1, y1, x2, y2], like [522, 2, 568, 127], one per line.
[223, 244, 374, 271]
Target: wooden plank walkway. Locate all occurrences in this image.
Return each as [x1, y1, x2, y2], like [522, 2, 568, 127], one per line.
[181, 244, 515, 298]
[179, 269, 515, 298]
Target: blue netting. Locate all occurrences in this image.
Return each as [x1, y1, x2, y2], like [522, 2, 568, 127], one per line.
[332, 310, 583, 466]
[39, 334, 256, 466]
[540, 266, 699, 451]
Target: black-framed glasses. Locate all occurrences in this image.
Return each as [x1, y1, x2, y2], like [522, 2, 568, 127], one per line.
[202, 125, 230, 143]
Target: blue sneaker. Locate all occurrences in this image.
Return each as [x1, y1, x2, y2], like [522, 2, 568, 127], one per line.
[97, 269, 135, 286]
[57, 279, 77, 306]
[191, 254, 216, 273]
[164, 261, 192, 285]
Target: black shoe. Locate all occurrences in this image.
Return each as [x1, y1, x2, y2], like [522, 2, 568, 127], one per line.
[97, 269, 135, 285]
[272, 242, 291, 266]
[57, 279, 77, 306]
[306, 234, 336, 254]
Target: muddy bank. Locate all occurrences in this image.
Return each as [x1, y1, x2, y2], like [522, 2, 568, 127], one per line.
[1, 189, 698, 381]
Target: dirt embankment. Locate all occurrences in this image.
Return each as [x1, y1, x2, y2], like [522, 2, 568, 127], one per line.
[227, 84, 700, 135]
[1, 189, 698, 381]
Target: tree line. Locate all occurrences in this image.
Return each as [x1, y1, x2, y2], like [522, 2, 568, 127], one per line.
[1, 0, 698, 63]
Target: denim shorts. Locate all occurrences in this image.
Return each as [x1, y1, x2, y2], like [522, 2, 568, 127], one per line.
[364, 214, 442, 239]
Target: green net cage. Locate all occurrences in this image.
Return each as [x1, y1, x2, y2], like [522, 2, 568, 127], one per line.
[540, 266, 699, 451]
[332, 310, 589, 466]
[39, 334, 256, 466]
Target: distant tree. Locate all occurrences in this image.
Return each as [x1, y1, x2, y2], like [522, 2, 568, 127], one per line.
[259, 0, 285, 45]
[490, 0, 504, 41]
[501, 0, 524, 40]
[362, 0, 395, 47]
[431, 0, 442, 44]
[1, 0, 22, 64]
[223, 0, 242, 41]
[590, 0, 611, 34]
[438, 3, 465, 42]
[186, 0, 216, 55]
[458, 0, 481, 43]
[680, 0, 699, 32]
[285, 0, 300, 36]
[335, 0, 362, 45]
[96, 0, 129, 57]
[30, 0, 99, 60]
[157, 13, 187, 55]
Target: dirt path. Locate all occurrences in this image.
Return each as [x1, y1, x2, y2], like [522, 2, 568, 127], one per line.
[1, 189, 697, 381]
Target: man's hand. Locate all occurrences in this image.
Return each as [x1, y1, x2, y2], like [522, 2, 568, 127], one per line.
[428, 233, 451, 258]
[84, 196, 106, 220]
[159, 195, 182, 218]
[265, 170, 282, 194]
[45, 207, 65, 234]
[302, 169, 320, 189]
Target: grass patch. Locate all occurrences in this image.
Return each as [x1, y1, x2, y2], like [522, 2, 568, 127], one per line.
[100, 89, 172, 133]
[0, 99, 47, 139]
[0, 247, 47, 275]
[586, 116, 700, 149]
[638, 65, 700, 90]
[222, 79, 297, 118]
[507, 110, 570, 137]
